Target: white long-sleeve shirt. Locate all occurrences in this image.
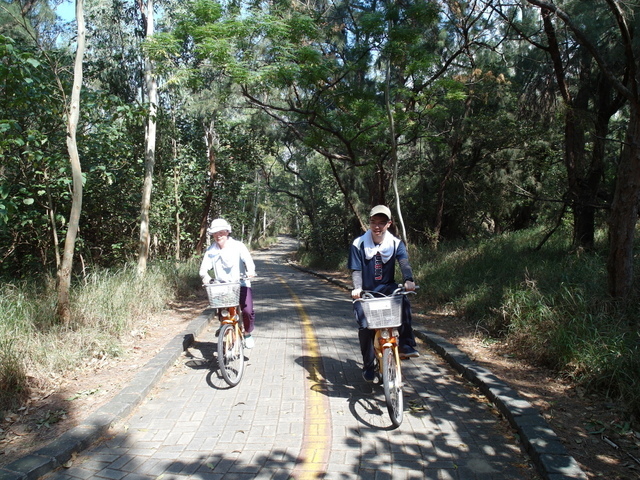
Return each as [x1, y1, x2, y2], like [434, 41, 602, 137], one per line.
[199, 238, 256, 287]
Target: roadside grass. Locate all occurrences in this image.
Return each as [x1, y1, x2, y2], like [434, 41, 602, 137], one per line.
[295, 248, 346, 271]
[302, 226, 640, 417]
[414, 227, 640, 416]
[0, 259, 200, 414]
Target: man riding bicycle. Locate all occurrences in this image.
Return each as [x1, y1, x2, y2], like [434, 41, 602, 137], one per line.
[348, 205, 419, 382]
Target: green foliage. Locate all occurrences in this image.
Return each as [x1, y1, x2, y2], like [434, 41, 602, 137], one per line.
[1, 0, 637, 426]
[1, 0, 582, 281]
[295, 245, 346, 272]
[0, 35, 71, 276]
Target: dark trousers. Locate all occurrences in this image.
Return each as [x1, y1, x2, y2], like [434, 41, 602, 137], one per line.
[353, 295, 415, 369]
[240, 286, 255, 334]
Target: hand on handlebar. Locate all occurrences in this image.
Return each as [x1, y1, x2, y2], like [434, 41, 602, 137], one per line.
[351, 288, 362, 299]
[404, 280, 416, 292]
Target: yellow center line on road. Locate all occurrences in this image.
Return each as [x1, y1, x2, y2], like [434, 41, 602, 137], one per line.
[278, 277, 332, 480]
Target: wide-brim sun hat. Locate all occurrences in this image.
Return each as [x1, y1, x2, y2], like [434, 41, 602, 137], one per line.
[369, 205, 392, 219]
[207, 218, 232, 234]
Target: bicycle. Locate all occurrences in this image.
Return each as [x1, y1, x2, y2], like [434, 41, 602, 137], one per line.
[354, 286, 416, 427]
[204, 281, 245, 387]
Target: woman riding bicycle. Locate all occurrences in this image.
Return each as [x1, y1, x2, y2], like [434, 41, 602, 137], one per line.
[199, 218, 257, 348]
[348, 205, 418, 382]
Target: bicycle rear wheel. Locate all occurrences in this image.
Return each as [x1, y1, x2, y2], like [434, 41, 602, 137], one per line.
[382, 346, 403, 427]
[217, 323, 245, 387]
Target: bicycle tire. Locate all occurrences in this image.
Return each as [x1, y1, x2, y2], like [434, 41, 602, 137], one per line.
[217, 323, 245, 387]
[382, 346, 403, 427]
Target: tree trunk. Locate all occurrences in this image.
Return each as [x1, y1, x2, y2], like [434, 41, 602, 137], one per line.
[173, 164, 181, 261]
[44, 171, 61, 269]
[248, 170, 260, 246]
[563, 102, 588, 248]
[541, 9, 594, 250]
[524, 0, 639, 298]
[574, 74, 620, 249]
[195, 119, 218, 254]
[384, 51, 407, 244]
[136, 0, 157, 275]
[607, 106, 640, 297]
[56, 0, 86, 323]
[433, 92, 472, 247]
[432, 156, 454, 248]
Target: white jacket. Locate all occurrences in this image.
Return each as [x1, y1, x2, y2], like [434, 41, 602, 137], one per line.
[199, 238, 256, 287]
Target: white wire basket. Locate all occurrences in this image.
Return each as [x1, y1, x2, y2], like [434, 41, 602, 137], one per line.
[204, 282, 241, 308]
[359, 295, 403, 329]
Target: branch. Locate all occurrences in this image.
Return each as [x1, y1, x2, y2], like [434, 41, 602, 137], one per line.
[241, 86, 371, 166]
[541, 9, 571, 103]
[525, 0, 637, 104]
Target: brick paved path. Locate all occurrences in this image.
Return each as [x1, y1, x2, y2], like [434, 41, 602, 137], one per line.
[43, 238, 537, 480]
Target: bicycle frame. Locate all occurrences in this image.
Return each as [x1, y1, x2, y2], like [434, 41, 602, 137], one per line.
[374, 327, 400, 363]
[354, 286, 415, 427]
[374, 325, 403, 427]
[218, 305, 240, 326]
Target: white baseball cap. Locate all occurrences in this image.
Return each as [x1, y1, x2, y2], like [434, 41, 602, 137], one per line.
[369, 205, 392, 219]
[207, 218, 232, 234]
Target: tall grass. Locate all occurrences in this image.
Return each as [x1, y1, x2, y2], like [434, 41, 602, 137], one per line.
[0, 258, 200, 413]
[415, 227, 640, 417]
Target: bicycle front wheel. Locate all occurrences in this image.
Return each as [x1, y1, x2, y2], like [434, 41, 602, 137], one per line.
[382, 346, 403, 427]
[217, 323, 245, 387]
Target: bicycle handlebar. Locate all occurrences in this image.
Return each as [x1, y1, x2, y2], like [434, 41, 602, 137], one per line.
[355, 285, 418, 301]
[204, 274, 257, 286]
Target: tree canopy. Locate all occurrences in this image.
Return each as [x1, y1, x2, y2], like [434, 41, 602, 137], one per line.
[2, 0, 640, 299]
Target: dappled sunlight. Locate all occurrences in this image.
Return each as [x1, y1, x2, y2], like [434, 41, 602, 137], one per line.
[10, 237, 541, 479]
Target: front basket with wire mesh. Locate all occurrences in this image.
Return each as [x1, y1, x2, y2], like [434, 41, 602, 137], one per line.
[204, 282, 241, 308]
[359, 295, 403, 329]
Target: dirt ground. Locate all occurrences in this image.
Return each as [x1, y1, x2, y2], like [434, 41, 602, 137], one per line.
[1, 268, 639, 479]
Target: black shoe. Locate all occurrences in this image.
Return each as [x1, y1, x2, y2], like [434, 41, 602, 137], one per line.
[399, 345, 420, 359]
[362, 366, 377, 383]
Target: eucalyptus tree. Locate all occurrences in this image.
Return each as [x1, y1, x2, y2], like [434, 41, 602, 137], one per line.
[56, 0, 86, 322]
[136, 0, 158, 275]
[80, 0, 202, 265]
[0, 0, 87, 296]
